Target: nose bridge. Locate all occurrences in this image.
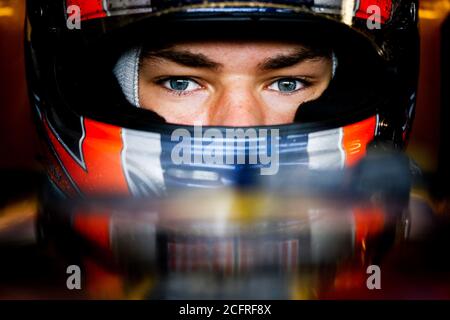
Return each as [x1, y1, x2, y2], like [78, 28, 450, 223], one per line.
[209, 81, 265, 126]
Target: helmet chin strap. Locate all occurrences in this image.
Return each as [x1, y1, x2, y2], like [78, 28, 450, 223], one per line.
[113, 47, 338, 109]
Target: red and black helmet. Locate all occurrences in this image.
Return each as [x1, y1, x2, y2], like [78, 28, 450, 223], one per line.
[25, 0, 419, 198]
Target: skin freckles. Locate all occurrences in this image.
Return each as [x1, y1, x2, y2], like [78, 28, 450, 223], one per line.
[139, 40, 332, 126]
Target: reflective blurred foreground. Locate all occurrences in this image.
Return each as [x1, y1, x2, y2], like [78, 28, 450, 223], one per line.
[0, 151, 449, 299]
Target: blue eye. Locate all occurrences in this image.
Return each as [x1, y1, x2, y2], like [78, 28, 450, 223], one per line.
[169, 79, 189, 91]
[268, 78, 305, 93]
[162, 78, 200, 92]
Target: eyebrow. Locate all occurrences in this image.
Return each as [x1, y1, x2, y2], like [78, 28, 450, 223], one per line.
[141, 46, 331, 71]
[141, 49, 222, 70]
[258, 48, 331, 71]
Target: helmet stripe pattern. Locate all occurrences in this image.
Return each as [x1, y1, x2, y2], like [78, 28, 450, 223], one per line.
[43, 117, 131, 196]
[65, 0, 393, 25]
[41, 113, 376, 197]
[342, 116, 377, 166]
[66, 0, 107, 20]
[121, 128, 166, 197]
[307, 128, 345, 170]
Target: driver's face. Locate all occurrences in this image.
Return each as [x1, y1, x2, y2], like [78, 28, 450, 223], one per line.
[139, 40, 333, 126]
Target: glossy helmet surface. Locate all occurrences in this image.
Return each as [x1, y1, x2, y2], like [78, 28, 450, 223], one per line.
[25, 0, 419, 197]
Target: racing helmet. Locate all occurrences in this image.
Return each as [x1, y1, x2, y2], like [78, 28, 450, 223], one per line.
[24, 0, 419, 198]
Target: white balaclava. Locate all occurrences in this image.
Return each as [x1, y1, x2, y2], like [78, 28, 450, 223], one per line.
[113, 47, 142, 108]
[113, 47, 338, 108]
